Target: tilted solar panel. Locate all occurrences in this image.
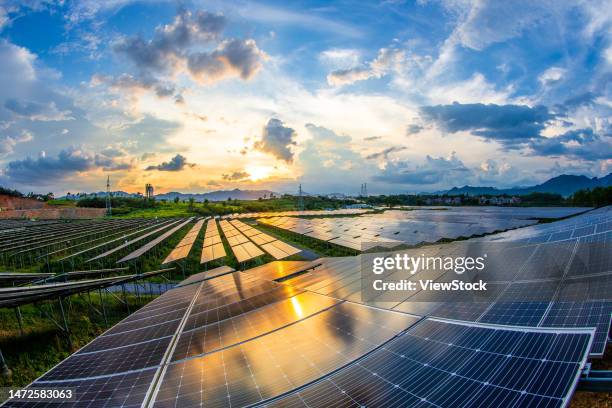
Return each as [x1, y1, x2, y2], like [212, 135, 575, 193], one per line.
[266, 318, 593, 408]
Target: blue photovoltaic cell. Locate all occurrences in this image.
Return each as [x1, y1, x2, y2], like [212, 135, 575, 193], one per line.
[541, 300, 612, 356]
[152, 303, 420, 408]
[266, 319, 593, 408]
[3, 368, 157, 408]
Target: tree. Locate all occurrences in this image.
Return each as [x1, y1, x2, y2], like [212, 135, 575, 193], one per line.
[188, 197, 195, 210]
[173, 196, 180, 204]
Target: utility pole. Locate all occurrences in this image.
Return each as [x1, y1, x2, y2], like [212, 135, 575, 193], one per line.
[298, 184, 304, 211]
[105, 176, 112, 216]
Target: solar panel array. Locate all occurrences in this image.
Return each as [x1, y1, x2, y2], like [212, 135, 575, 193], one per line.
[265, 206, 612, 357]
[162, 218, 205, 264]
[87, 219, 181, 262]
[257, 207, 590, 250]
[229, 208, 369, 219]
[11, 268, 594, 408]
[219, 220, 264, 263]
[3, 207, 609, 407]
[230, 219, 301, 260]
[117, 218, 193, 263]
[0, 268, 175, 308]
[201, 219, 226, 264]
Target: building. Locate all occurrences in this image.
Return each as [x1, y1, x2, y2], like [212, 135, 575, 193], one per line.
[145, 184, 154, 199]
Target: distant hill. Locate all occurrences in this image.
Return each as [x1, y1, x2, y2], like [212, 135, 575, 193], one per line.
[155, 188, 277, 202]
[445, 173, 612, 197]
[63, 191, 143, 199]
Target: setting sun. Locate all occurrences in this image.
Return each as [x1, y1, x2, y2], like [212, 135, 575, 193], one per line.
[246, 165, 273, 181]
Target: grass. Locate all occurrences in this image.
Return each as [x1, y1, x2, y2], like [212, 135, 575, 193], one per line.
[113, 202, 195, 218]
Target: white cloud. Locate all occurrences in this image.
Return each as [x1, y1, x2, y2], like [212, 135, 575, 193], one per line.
[319, 48, 361, 70]
[0, 130, 33, 156]
[426, 73, 513, 104]
[538, 67, 566, 86]
[451, 0, 555, 51]
[327, 47, 405, 86]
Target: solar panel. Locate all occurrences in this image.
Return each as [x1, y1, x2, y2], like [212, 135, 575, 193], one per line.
[14, 368, 158, 408]
[176, 266, 235, 287]
[162, 219, 205, 264]
[200, 243, 226, 263]
[250, 232, 277, 245]
[39, 337, 172, 381]
[150, 303, 420, 407]
[172, 292, 340, 361]
[118, 218, 193, 263]
[231, 241, 264, 263]
[267, 318, 593, 408]
[87, 219, 181, 262]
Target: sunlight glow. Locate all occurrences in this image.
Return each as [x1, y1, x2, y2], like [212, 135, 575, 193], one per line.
[246, 165, 273, 181]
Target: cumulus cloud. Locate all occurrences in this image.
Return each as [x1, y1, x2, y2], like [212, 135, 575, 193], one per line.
[253, 118, 297, 162]
[420, 102, 554, 147]
[327, 47, 404, 86]
[187, 39, 264, 82]
[222, 170, 250, 181]
[375, 153, 471, 185]
[145, 154, 195, 171]
[4, 147, 133, 185]
[421, 102, 611, 162]
[114, 10, 226, 72]
[529, 128, 612, 160]
[113, 10, 263, 87]
[4, 99, 73, 121]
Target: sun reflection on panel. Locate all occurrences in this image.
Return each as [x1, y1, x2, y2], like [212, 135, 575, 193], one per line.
[290, 296, 304, 318]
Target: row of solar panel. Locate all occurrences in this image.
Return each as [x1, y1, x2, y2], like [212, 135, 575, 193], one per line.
[11, 268, 594, 408]
[230, 219, 301, 260]
[201, 218, 226, 263]
[162, 218, 206, 264]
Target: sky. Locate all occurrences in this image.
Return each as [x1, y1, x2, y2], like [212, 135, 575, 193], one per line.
[0, 0, 611, 196]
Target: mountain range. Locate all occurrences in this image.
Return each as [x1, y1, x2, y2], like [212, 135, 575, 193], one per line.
[155, 189, 277, 202]
[443, 173, 612, 197]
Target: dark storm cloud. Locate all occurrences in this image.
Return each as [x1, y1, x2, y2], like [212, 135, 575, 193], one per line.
[254, 118, 297, 162]
[145, 154, 194, 171]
